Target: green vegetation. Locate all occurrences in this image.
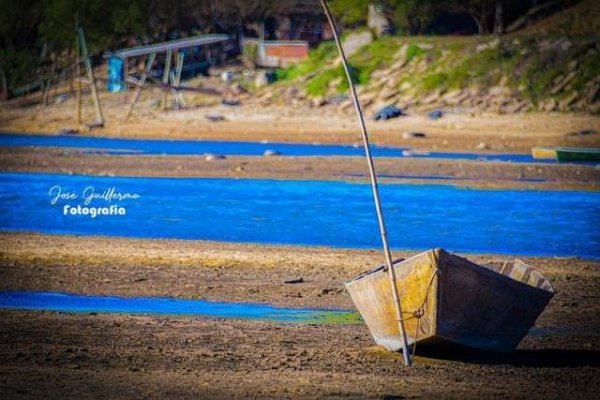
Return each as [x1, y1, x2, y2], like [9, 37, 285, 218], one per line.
[271, 30, 600, 114]
[276, 36, 401, 97]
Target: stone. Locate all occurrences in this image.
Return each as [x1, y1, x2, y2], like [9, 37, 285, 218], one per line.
[342, 31, 374, 57]
[379, 88, 397, 100]
[205, 114, 225, 122]
[421, 91, 441, 105]
[402, 132, 426, 139]
[586, 82, 599, 102]
[559, 91, 579, 110]
[54, 94, 69, 104]
[205, 153, 226, 161]
[476, 142, 489, 150]
[503, 100, 530, 114]
[588, 101, 600, 114]
[368, 3, 392, 36]
[311, 97, 326, 107]
[398, 81, 413, 92]
[427, 109, 444, 120]
[550, 71, 577, 95]
[255, 70, 276, 88]
[540, 98, 557, 112]
[476, 43, 489, 53]
[263, 150, 281, 157]
[230, 83, 247, 95]
[372, 105, 405, 121]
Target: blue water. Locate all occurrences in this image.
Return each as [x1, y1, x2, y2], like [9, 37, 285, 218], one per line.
[1, 172, 598, 258]
[0, 133, 404, 157]
[0, 291, 360, 324]
[0, 132, 554, 162]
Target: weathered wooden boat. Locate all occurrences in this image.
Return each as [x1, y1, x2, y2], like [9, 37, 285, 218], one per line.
[346, 248, 554, 352]
[555, 147, 600, 162]
[531, 146, 557, 160]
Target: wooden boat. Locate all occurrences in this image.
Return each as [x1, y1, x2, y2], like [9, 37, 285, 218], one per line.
[555, 147, 600, 162]
[346, 248, 554, 352]
[531, 146, 557, 160]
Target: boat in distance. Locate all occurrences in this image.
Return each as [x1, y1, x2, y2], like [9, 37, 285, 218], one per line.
[346, 248, 554, 353]
[531, 146, 600, 162]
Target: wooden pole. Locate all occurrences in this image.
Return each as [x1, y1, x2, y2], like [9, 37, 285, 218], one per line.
[319, 0, 412, 366]
[78, 28, 104, 126]
[161, 49, 173, 111]
[175, 52, 185, 108]
[75, 33, 82, 124]
[124, 52, 156, 122]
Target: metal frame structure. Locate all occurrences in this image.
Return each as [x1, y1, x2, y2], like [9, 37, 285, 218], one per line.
[108, 34, 229, 121]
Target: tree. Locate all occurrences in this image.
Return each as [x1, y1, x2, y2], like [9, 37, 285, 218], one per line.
[329, 0, 371, 27]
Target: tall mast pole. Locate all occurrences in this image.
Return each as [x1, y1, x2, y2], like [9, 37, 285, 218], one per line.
[318, 0, 411, 366]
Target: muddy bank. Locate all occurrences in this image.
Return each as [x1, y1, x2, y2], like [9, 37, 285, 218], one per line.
[0, 233, 599, 398]
[1, 147, 599, 190]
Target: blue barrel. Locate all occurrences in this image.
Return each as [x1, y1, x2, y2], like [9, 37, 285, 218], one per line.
[107, 56, 125, 92]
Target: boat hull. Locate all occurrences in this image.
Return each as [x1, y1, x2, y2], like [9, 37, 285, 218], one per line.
[346, 249, 554, 353]
[555, 147, 600, 162]
[531, 147, 557, 160]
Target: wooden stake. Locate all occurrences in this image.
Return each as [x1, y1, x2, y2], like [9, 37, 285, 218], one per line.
[124, 52, 156, 122]
[175, 52, 185, 108]
[319, 0, 412, 366]
[161, 49, 172, 111]
[75, 34, 82, 124]
[78, 28, 104, 126]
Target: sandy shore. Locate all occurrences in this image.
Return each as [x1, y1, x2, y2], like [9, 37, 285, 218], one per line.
[2, 89, 600, 153]
[0, 233, 599, 399]
[1, 94, 600, 398]
[1, 147, 599, 190]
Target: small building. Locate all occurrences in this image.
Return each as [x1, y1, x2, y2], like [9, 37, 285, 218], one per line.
[252, 40, 309, 68]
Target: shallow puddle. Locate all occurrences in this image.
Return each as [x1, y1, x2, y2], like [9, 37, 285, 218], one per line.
[0, 291, 362, 324]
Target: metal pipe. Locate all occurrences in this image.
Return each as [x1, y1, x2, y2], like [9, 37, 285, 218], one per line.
[318, 0, 412, 366]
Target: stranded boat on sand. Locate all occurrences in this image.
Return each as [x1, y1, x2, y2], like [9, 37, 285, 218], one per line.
[320, 0, 554, 364]
[346, 248, 554, 352]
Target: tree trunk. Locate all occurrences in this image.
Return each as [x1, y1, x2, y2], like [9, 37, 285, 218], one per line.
[0, 61, 8, 101]
[472, 14, 485, 35]
[494, 0, 504, 35]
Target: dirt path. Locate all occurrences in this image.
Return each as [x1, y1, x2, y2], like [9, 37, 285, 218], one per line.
[0, 233, 599, 399]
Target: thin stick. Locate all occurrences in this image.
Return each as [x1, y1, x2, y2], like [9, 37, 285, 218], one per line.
[75, 33, 82, 124]
[78, 28, 104, 126]
[318, 0, 412, 366]
[161, 49, 172, 111]
[124, 52, 156, 122]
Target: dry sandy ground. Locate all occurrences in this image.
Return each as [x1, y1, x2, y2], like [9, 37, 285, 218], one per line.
[1, 88, 600, 153]
[1, 94, 599, 398]
[0, 233, 599, 399]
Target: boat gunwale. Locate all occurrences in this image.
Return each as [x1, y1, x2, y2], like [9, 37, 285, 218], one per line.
[345, 248, 554, 296]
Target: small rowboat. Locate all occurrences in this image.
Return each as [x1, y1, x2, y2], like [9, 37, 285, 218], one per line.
[346, 248, 554, 352]
[531, 146, 600, 162]
[555, 147, 600, 162]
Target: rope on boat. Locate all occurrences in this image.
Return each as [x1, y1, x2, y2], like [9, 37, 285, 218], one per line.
[318, 0, 412, 366]
[397, 266, 439, 358]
